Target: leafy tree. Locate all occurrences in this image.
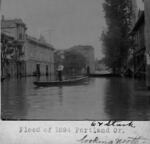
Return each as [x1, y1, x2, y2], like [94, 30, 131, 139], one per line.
[63, 50, 87, 76]
[101, 0, 133, 74]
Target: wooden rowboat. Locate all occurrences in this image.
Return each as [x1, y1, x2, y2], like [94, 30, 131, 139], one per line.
[33, 76, 88, 87]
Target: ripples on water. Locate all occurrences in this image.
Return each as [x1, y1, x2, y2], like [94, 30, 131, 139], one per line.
[1, 76, 150, 120]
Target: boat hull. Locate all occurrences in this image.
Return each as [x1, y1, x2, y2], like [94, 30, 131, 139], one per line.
[33, 76, 88, 87]
[89, 73, 121, 77]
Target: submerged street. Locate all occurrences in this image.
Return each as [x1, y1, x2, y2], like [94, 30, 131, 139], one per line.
[1, 0, 150, 144]
[2, 76, 150, 120]
[1, 0, 150, 121]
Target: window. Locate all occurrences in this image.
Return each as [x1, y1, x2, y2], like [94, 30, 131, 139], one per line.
[19, 33, 22, 40]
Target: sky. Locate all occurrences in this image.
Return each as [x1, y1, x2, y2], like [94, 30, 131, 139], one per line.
[137, 0, 144, 10]
[2, 0, 106, 59]
[1, 0, 144, 59]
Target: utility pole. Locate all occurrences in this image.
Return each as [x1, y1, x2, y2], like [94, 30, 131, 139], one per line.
[144, 0, 150, 89]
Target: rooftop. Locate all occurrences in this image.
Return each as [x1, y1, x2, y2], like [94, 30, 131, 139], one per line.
[1, 16, 27, 29]
[26, 35, 55, 51]
[130, 11, 144, 35]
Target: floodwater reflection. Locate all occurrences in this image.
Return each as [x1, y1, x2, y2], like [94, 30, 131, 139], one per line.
[104, 78, 150, 120]
[1, 77, 150, 120]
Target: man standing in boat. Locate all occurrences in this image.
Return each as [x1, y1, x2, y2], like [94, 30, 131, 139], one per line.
[86, 65, 90, 76]
[57, 65, 64, 81]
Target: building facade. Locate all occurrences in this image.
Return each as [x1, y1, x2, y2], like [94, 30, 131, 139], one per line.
[125, 0, 146, 78]
[1, 16, 27, 41]
[24, 35, 55, 76]
[1, 32, 15, 77]
[131, 11, 146, 78]
[1, 16, 27, 77]
[129, 0, 150, 87]
[1, 16, 55, 78]
[144, 0, 150, 88]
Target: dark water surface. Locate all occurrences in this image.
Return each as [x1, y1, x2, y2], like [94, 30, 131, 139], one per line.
[1, 76, 150, 120]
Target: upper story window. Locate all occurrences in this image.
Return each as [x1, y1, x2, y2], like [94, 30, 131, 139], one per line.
[17, 25, 25, 40]
[19, 33, 23, 40]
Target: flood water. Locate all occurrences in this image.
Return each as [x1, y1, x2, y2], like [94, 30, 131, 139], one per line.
[1, 76, 150, 120]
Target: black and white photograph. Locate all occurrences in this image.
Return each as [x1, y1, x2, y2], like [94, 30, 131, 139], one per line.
[1, 0, 150, 121]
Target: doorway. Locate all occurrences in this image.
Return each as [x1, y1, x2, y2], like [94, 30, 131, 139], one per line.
[36, 64, 40, 75]
[46, 65, 48, 76]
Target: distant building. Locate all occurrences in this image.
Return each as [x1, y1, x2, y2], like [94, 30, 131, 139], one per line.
[24, 35, 55, 76]
[68, 45, 95, 73]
